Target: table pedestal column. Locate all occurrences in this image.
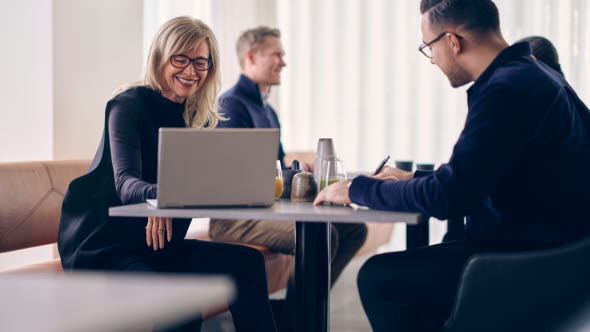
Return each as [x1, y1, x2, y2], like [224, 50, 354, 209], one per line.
[295, 221, 330, 332]
[406, 215, 430, 248]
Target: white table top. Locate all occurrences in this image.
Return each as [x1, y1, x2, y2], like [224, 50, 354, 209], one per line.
[109, 199, 419, 224]
[0, 272, 234, 332]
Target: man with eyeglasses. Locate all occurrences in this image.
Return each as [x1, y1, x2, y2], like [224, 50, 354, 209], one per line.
[315, 0, 590, 330]
[209, 26, 368, 332]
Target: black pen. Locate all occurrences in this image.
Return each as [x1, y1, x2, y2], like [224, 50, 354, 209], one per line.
[373, 156, 390, 175]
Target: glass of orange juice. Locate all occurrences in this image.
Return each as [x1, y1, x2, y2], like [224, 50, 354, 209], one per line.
[275, 160, 283, 200]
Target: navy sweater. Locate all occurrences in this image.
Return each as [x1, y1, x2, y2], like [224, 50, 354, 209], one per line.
[217, 74, 286, 164]
[350, 43, 590, 246]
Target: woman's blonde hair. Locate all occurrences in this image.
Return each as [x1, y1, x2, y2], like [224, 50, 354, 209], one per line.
[115, 16, 224, 128]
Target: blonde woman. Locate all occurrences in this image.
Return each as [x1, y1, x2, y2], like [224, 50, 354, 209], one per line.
[57, 17, 277, 332]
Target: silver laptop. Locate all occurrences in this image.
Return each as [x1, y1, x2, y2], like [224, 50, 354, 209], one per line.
[147, 128, 279, 208]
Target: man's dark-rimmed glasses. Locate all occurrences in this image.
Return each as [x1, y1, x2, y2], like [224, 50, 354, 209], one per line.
[419, 32, 463, 59]
[170, 54, 212, 71]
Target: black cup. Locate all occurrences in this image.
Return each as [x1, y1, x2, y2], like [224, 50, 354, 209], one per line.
[395, 160, 414, 172]
[416, 163, 435, 171]
[281, 169, 303, 199]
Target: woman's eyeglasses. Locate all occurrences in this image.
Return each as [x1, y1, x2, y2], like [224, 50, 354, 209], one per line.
[170, 54, 212, 71]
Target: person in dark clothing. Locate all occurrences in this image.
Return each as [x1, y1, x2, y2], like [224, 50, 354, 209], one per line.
[518, 36, 565, 77]
[57, 16, 277, 332]
[315, 0, 590, 331]
[441, 37, 564, 242]
[209, 26, 368, 332]
[217, 27, 288, 166]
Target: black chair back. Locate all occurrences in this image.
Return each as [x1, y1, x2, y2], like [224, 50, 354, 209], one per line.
[444, 235, 590, 332]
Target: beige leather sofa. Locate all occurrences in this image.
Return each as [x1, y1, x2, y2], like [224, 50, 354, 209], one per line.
[0, 158, 393, 304]
[0, 160, 90, 273]
[0, 160, 293, 291]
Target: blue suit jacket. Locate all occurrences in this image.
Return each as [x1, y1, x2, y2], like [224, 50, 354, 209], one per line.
[218, 74, 285, 164]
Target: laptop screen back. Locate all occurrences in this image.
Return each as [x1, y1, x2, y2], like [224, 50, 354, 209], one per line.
[156, 128, 279, 208]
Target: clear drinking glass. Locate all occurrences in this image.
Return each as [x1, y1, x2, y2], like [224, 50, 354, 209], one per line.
[319, 158, 347, 191]
[274, 160, 284, 200]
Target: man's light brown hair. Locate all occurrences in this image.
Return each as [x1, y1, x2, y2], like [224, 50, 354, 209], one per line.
[236, 26, 281, 69]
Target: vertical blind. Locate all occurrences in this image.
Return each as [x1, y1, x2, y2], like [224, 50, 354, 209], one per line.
[276, 0, 590, 171]
[145, 0, 590, 172]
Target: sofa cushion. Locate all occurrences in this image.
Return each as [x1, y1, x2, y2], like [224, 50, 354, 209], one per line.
[0, 160, 91, 253]
[0, 258, 63, 274]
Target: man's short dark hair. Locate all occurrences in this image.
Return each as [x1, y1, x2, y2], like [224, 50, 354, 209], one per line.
[420, 0, 500, 34]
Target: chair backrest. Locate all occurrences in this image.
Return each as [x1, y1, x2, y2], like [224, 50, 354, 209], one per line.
[0, 160, 91, 253]
[444, 235, 590, 332]
[560, 301, 590, 332]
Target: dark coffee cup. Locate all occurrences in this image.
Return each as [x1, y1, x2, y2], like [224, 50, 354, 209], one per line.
[416, 163, 435, 171]
[281, 169, 303, 198]
[395, 160, 414, 172]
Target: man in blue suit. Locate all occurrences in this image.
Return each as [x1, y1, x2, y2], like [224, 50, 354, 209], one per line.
[209, 26, 368, 332]
[215, 26, 287, 165]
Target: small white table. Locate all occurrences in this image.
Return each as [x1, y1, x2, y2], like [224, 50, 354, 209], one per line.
[0, 272, 234, 332]
[110, 199, 420, 332]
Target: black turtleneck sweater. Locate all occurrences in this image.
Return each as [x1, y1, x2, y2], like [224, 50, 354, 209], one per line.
[58, 86, 190, 270]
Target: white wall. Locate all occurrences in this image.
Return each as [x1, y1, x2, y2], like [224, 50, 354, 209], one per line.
[53, 0, 144, 160]
[0, 0, 143, 162]
[0, 0, 53, 162]
[0, 0, 144, 269]
[0, 0, 53, 268]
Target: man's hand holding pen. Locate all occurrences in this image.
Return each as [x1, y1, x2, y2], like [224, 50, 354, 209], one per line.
[371, 166, 414, 181]
[315, 155, 416, 206]
[371, 155, 413, 181]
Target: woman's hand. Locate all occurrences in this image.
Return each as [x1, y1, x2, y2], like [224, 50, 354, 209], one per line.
[146, 216, 172, 251]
